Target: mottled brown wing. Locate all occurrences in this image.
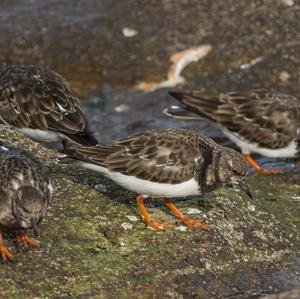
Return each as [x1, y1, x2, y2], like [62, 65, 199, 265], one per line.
[0, 66, 87, 135]
[215, 90, 299, 149]
[68, 129, 205, 184]
[0, 147, 51, 204]
[170, 90, 299, 149]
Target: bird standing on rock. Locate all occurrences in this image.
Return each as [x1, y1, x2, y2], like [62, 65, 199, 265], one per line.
[0, 144, 52, 261]
[165, 90, 300, 175]
[0, 59, 98, 150]
[60, 128, 252, 231]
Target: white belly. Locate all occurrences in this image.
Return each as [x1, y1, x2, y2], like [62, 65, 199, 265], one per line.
[80, 162, 200, 198]
[222, 128, 298, 158]
[17, 128, 65, 143]
[0, 116, 65, 143]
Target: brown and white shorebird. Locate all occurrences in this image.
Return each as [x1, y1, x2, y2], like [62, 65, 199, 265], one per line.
[0, 144, 52, 261]
[59, 128, 252, 231]
[0, 59, 98, 150]
[164, 90, 300, 175]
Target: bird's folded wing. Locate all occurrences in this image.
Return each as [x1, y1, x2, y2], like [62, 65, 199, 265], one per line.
[65, 130, 206, 184]
[0, 69, 88, 135]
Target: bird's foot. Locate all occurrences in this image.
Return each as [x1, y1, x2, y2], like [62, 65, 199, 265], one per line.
[0, 245, 13, 261]
[136, 195, 173, 231]
[10, 234, 39, 248]
[180, 218, 209, 230]
[146, 220, 173, 231]
[164, 198, 208, 230]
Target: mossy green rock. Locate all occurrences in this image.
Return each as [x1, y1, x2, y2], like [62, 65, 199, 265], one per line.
[0, 126, 299, 298]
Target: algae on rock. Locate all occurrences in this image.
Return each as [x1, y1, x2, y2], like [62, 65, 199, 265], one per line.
[0, 125, 299, 298]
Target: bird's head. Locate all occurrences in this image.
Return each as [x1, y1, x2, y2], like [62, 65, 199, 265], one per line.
[217, 147, 253, 199]
[12, 186, 48, 236]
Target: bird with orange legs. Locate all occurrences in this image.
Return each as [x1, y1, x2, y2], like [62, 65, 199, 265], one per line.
[165, 90, 300, 175]
[60, 128, 252, 230]
[0, 144, 52, 261]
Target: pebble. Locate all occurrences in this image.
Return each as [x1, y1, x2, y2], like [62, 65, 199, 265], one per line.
[278, 71, 290, 82]
[126, 215, 139, 222]
[186, 208, 202, 215]
[175, 225, 187, 232]
[121, 222, 133, 230]
[122, 27, 138, 38]
[114, 104, 130, 113]
[94, 184, 107, 193]
[248, 204, 256, 212]
[281, 0, 294, 6]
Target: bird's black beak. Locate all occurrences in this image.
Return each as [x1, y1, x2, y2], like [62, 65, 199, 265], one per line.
[238, 180, 253, 200]
[31, 218, 39, 237]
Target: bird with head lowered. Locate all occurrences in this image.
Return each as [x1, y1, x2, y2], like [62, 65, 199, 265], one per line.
[0, 59, 98, 150]
[59, 128, 252, 231]
[164, 90, 300, 175]
[0, 144, 52, 261]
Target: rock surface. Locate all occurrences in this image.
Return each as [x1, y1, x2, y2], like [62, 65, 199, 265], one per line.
[0, 126, 299, 298]
[0, 0, 299, 95]
[262, 287, 300, 299]
[0, 0, 300, 297]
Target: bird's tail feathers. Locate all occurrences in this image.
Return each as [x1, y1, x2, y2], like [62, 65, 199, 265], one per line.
[168, 91, 221, 122]
[163, 106, 204, 120]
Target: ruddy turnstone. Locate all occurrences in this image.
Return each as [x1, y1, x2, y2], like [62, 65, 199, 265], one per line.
[0, 59, 98, 149]
[165, 90, 300, 175]
[0, 144, 52, 261]
[59, 128, 252, 230]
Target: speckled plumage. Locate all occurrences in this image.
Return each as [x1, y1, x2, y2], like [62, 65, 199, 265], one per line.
[0, 144, 52, 260]
[60, 129, 252, 230]
[165, 90, 300, 157]
[0, 60, 98, 148]
[61, 128, 248, 192]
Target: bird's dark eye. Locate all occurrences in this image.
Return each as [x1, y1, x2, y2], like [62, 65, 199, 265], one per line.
[232, 170, 239, 175]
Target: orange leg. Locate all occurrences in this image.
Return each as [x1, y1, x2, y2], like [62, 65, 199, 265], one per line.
[0, 231, 13, 261]
[243, 154, 283, 176]
[136, 195, 173, 230]
[165, 199, 208, 230]
[62, 139, 70, 150]
[10, 231, 39, 248]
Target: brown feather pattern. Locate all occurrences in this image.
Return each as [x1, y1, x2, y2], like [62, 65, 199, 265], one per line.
[64, 129, 219, 184]
[168, 90, 300, 150]
[0, 64, 97, 145]
[0, 145, 51, 229]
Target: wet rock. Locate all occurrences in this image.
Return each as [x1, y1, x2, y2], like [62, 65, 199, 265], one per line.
[1, 1, 299, 96]
[94, 183, 108, 193]
[0, 125, 299, 298]
[0, 1, 299, 297]
[261, 287, 300, 299]
[278, 71, 290, 82]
